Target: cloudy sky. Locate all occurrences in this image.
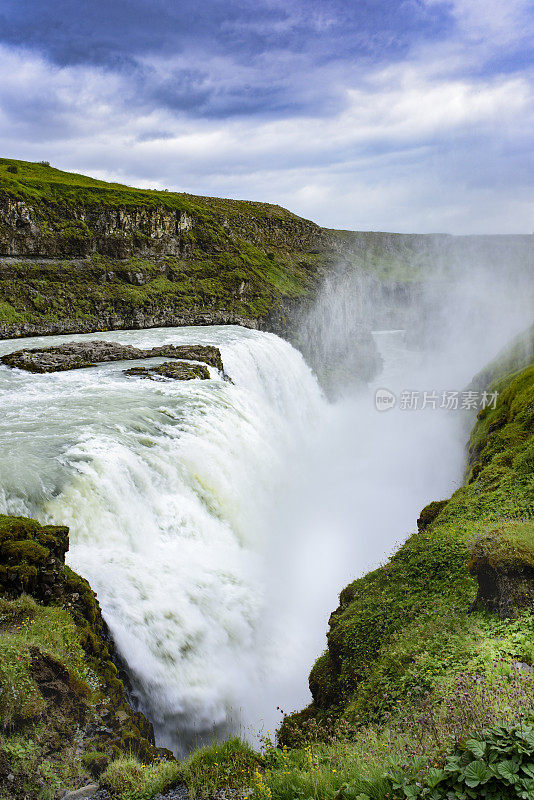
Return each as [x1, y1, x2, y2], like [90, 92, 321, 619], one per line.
[0, 0, 532, 233]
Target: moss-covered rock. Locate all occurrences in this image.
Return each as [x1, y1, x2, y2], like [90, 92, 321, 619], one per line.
[124, 360, 210, 380]
[469, 520, 534, 618]
[0, 515, 68, 600]
[416, 499, 448, 531]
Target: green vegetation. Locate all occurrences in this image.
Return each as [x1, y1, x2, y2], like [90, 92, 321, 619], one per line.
[390, 718, 534, 799]
[0, 595, 87, 728]
[0, 515, 164, 799]
[0, 158, 301, 219]
[180, 736, 260, 798]
[100, 755, 181, 800]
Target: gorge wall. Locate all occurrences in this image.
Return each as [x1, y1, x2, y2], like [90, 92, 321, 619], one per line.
[1, 158, 532, 348]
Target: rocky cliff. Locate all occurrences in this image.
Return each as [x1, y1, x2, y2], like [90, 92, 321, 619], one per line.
[0, 158, 335, 341]
[0, 514, 171, 799]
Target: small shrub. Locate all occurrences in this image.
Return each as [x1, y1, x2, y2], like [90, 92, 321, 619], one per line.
[6, 165, 17, 174]
[101, 756, 145, 794]
[101, 754, 181, 799]
[37, 160, 51, 167]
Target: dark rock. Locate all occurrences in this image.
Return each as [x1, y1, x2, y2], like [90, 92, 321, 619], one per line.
[469, 560, 534, 619]
[417, 499, 448, 531]
[469, 536, 534, 620]
[124, 361, 210, 380]
[1, 340, 224, 374]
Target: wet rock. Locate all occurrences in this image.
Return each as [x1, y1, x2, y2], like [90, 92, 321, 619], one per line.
[469, 562, 534, 619]
[124, 361, 210, 380]
[1, 340, 224, 373]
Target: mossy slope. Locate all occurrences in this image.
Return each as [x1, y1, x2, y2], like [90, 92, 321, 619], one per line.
[0, 514, 168, 799]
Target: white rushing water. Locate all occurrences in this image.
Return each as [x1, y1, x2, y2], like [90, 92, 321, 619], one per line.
[0, 326, 326, 753]
[0, 320, 504, 754]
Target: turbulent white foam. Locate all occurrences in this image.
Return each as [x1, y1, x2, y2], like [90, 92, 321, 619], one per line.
[0, 326, 324, 754]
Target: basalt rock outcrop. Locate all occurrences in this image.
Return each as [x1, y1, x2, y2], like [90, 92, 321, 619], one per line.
[1, 340, 224, 373]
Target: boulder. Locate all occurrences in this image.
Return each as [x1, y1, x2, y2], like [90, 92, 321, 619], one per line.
[469, 521, 534, 619]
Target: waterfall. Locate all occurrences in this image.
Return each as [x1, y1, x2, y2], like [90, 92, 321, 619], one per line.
[0, 326, 325, 755]
[0, 253, 530, 756]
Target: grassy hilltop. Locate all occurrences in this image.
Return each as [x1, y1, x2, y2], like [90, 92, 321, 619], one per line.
[0, 158, 333, 337]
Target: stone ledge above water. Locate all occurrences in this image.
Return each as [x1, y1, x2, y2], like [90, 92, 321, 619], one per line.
[1, 340, 224, 373]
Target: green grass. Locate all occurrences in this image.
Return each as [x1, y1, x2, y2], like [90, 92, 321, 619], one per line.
[180, 736, 260, 798]
[0, 158, 302, 221]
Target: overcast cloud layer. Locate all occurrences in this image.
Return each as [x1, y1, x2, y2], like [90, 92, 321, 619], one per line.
[0, 0, 532, 233]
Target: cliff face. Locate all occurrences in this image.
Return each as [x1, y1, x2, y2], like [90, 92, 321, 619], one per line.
[0, 159, 335, 341]
[0, 194, 328, 261]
